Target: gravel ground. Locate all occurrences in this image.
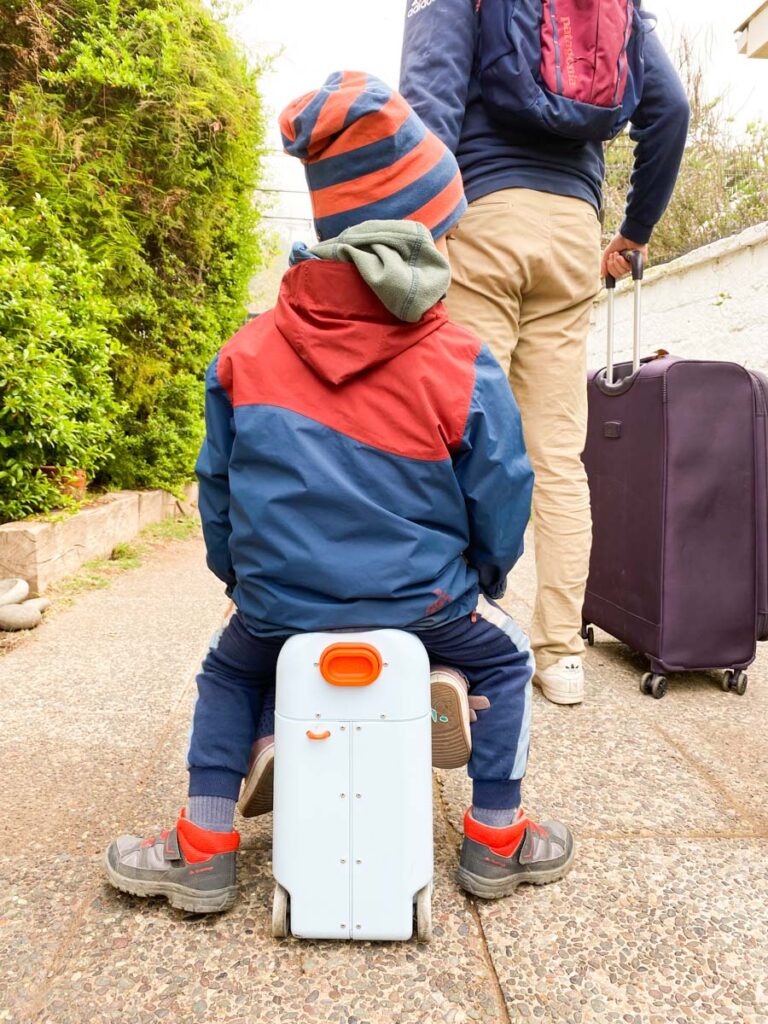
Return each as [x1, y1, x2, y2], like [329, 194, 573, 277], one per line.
[1, 534, 766, 1023]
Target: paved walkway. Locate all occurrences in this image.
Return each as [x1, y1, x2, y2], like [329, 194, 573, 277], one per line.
[1, 534, 766, 1024]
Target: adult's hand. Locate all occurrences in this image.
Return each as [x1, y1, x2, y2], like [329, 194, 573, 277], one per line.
[601, 233, 649, 280]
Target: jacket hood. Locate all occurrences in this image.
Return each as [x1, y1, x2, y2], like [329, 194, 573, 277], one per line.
[273, 225, 449, 386]
[308, 220, 451, 323]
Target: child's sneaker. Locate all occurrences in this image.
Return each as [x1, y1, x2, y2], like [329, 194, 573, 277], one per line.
[457, 808, 574, 899]
[237, 736, 275, 818]
[430, 666, 491, 769]
[104, 810, 240, 914]
[430, 666, 471, 769]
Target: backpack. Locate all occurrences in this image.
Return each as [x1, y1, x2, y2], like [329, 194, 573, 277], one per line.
[478, 0, 655, 142]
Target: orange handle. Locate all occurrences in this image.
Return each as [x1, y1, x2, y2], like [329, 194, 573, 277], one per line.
[319, 643, 382, 686]
[306, 729, 331, 741]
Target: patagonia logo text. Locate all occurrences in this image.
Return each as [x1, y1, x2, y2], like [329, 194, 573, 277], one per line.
[560, 16, 577, 92]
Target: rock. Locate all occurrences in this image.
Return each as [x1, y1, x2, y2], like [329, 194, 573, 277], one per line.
[22, 597, 51, 615]
[0, 603, 42, 631]
[0, 577, 29, 607]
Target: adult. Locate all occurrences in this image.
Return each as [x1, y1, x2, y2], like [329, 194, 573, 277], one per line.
[400, 0, 689, 704]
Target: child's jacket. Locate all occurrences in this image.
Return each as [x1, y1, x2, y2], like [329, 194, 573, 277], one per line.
[196, 226, 533, 636]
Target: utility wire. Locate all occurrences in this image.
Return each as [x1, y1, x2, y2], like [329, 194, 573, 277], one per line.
[260, 214, 314, 223]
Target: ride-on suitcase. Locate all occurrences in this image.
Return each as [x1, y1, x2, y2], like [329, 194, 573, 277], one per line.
[581, 252, 768, 699]
[271, 630, 433, 940]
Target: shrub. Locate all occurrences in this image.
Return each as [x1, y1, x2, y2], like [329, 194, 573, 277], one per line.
[603, 33, 768, 266]
[0, 0, 267, 520]
[0, 193, 120, 520]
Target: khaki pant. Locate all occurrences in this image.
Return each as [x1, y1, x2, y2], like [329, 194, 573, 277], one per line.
[445, 188, 601, 669]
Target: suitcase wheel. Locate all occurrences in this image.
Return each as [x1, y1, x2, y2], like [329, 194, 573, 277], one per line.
[272, 883, 291, 938]
[414, 883, 432, 943]
[721, 670, 748, 696]
[640, 672, 667, 699]
[580, 623, 595, 647]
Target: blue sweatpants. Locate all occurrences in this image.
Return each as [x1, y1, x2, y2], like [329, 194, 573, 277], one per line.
[187, 595, 534, 809]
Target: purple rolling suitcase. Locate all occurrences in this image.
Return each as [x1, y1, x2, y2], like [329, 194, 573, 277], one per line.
[582, 253, 768, 698]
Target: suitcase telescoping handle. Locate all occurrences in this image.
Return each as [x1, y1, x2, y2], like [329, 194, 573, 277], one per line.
[604, 250, 644, 386]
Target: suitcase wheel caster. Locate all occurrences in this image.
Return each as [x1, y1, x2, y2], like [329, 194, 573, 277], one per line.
[580, 624, 595, 646]
[414, 883, 432, 943]
[272, 883, 290, 938]
[640, 672, 667, 699]
[722, 670, 748, 696]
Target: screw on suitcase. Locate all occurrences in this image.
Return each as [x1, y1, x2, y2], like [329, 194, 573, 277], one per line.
[582, 253, 764, 699]
[271, 630, 433, 941]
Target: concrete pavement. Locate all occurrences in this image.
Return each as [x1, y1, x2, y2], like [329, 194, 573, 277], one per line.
[1, 532, 766, 1023]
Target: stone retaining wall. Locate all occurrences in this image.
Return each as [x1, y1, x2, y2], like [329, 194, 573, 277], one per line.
[0, 485, 197, 595]
[587, 222, 768, 372]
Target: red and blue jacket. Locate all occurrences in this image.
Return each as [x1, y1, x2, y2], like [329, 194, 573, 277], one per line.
[196, 259, 533, 636]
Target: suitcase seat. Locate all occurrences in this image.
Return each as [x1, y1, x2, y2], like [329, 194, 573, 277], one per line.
[271, 629, 434, 941]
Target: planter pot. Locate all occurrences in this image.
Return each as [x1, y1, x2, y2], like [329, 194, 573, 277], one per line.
[38, 467, 88, 500]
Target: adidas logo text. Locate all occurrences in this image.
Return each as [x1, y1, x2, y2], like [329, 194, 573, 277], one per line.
[407, 0, 437, 17]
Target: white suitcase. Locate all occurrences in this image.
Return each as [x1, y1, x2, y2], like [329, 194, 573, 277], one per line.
[271, 630, 433, 941]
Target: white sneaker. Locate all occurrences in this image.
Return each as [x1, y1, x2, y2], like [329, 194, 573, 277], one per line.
[534, 656, 585, 705]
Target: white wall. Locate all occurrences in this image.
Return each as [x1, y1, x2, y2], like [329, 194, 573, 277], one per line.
[587, 222, 768, 375]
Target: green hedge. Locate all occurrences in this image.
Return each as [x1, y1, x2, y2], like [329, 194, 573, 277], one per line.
[0, 0, 267, 521]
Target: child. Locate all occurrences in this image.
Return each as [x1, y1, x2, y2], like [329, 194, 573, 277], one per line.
[104, 72, 573, 913]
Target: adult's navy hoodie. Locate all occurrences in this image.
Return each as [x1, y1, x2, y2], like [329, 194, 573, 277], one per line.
[399, 0, 689, 244]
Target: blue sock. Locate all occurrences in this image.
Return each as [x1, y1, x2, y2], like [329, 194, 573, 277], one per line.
[472, 805, 520, 827]
[187, 795, 237, 833]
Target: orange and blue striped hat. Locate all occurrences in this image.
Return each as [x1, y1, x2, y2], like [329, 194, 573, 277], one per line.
[279, 71, 467, 241]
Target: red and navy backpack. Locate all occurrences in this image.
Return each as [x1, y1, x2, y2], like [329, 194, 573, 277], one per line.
[478, 0, 655, 141]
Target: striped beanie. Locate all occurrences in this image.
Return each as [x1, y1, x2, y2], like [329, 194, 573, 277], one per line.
[279, 71, 467, 242]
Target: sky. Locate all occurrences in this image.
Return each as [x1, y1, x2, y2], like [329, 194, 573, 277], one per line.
[229, 0, 768, 232]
